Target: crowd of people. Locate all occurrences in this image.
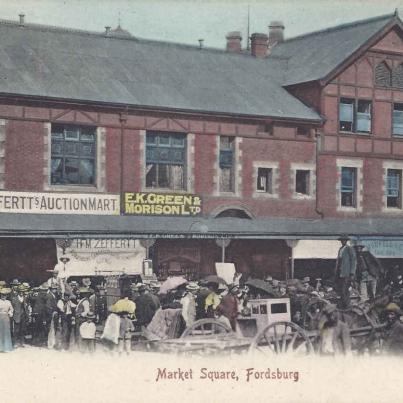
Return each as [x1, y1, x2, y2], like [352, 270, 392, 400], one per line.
[0, 273, 247, 354]
[1, 236, 403, 356]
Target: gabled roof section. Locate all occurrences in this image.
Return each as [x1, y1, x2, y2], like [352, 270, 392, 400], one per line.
[0, 19, 321, 122]
[270, 13, 401, 86]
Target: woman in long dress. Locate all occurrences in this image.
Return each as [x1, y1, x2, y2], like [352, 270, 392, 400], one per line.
[0, 288, 14, 352]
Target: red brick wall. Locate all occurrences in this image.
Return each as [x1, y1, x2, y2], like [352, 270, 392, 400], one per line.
[0, 103, 321, 218]
[194, 133, 217, 194]
[287, 82, 322, 112]
[317, 31, 403, 218]
[5, 120, 45, 191]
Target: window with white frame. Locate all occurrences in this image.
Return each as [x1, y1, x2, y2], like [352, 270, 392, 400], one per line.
[393, 104, 403, 136]
[145, 131, 187, 190]
[341, 167, 357, 207]
[256, 167, 273, 193]
[339, 98, 371, 133]
[386, 169, 402, 208]
[219, 136, 235, 192]
[295, 170, 310, 195]
[51, 124, 96, 185]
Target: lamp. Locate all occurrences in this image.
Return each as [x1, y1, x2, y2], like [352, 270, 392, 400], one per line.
[59, 255, 70, 272]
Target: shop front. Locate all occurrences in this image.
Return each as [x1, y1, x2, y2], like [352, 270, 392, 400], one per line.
[1, 189, 403, 285]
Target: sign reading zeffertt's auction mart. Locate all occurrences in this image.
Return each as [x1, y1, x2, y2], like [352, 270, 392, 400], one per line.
[123, 192, 202, 216]
[0, 191, 120, 215]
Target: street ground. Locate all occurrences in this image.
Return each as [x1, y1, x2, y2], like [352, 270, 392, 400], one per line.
[0, 346, 402, 403]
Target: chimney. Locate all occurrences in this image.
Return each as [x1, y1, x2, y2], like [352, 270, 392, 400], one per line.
[104, 26, 111, 36]
[250, 33, 268, 58]
[19, 13, 25, 26]
[226, 31, 242, 53]
[268, 20, 285, 46]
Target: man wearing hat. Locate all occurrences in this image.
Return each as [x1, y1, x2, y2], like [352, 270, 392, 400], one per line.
[334, 235, 357, 309]
[384, 303, 403, 354]
[216, 284, 239, 330]
[31, 284, 48, 346]
[10, 283, 29, 347]
[181, 282, 199, 327]
[10, 279, 20, 299]
[319, 304, 351, 355]
[46, 269, 65, 297]
[135, 284, 159, 327]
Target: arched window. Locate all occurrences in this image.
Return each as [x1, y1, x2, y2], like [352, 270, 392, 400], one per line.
[392, 64, 403, 89]
[375, 62, 391, 87]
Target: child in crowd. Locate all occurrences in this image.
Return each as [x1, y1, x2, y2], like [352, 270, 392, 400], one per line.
[79, 312, 96, 353]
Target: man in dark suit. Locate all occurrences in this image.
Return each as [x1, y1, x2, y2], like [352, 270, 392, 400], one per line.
[10, 285, 29, 347]
[334, 235, 357, 309]
[45, 286, 59, 336]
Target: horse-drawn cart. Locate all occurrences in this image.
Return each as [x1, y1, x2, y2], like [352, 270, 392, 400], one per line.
[142, 295, 386, 356]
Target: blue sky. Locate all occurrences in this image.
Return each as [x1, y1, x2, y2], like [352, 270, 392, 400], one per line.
[0, 0, 401, 48]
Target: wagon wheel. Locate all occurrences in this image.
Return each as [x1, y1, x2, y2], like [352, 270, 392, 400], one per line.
[180, 318, 234, 338]
[302, 297, 331, 331]
[338, 305, 382, 354]
[249, 321, 314, 356]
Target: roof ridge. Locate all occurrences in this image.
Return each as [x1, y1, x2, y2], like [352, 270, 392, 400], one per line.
[281, 12, 396, 44]
[0, 16, 256, 57]
[0, 17, 105, 37]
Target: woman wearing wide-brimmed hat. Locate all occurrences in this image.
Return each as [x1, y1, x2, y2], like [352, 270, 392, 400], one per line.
[0, 288, 14, 352]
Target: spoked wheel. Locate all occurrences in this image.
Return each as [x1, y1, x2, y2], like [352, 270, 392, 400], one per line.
[180, 318, 234, 338]
[338, 305, 382, 354]
[249, 321, 314, 356]
[302, 297, 331, 331]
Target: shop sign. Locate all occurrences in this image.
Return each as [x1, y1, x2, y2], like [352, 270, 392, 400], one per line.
[0, 191, 120, 215]
[71, 238, 137, 251]
[123, 192, 202, 216]
[361, 239, 403, 258]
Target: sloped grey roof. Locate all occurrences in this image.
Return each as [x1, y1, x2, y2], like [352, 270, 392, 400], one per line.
[0, 19, 320, 122]
[271, 13, 396, 86]
[0, 213, 402, 239]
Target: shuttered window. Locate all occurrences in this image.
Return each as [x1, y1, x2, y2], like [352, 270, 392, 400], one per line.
[392, 64, 403, 89]
[375, 62, 391, 87]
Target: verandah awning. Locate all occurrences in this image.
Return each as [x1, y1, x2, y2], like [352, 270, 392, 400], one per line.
[0, 213, 402, 240]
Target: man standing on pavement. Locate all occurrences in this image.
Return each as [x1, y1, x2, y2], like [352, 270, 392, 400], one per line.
[10, 284, 28, 348]
[383, 303, 403, 354]
[334, 235, 357, 309]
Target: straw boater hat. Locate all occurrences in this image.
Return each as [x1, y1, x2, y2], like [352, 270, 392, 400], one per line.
[385, 303, 403, 315]
[11, 279, 20, 286]
[186, 282, 200, 291]
[78, 287, 93, 295]
[338, 235, 350, 241]
[86, 312, 96, 319]
[0, 288, 11, 295]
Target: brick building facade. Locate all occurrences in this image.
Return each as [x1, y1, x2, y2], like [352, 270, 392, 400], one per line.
[0, 13, 402, 282]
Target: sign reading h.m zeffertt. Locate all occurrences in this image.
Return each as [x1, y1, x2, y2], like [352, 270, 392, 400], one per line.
[123, 192, 202, 216]
[0, 191, 120, 215]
